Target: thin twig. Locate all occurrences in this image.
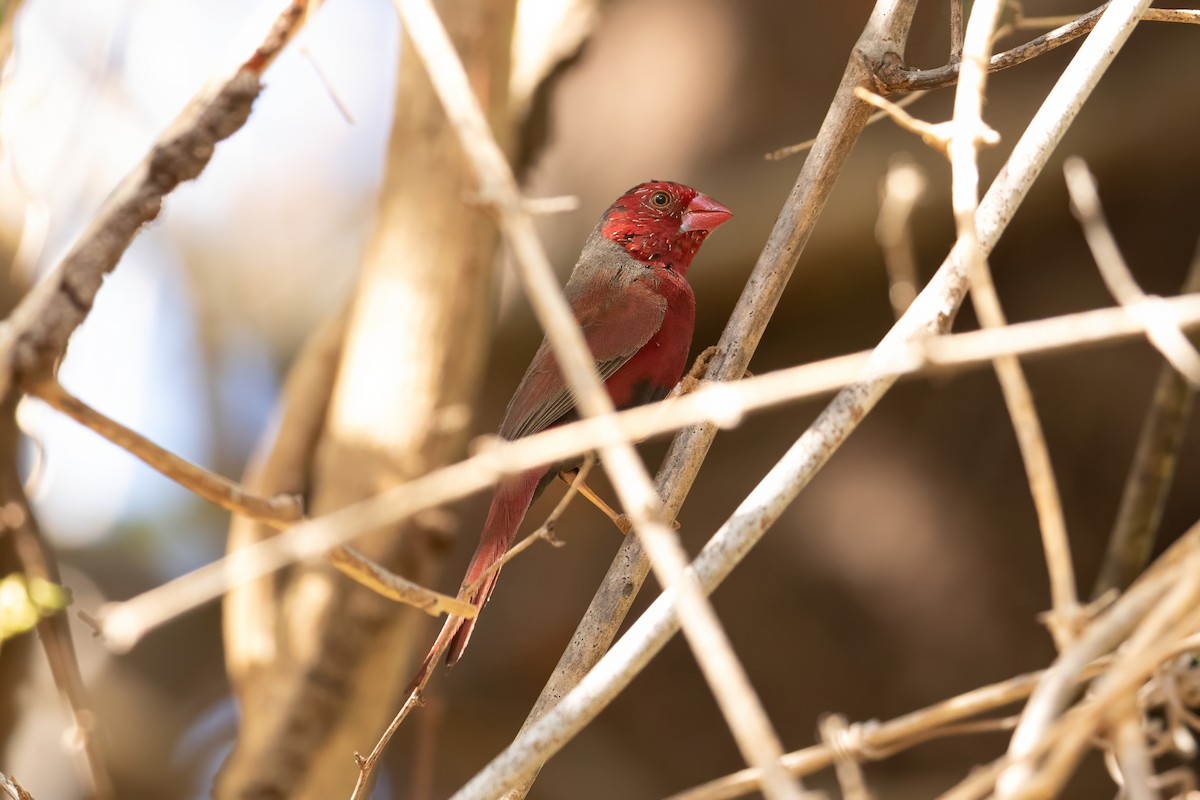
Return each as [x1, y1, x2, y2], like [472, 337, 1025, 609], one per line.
[876, 155, 927, 318]
[0, 772, 35, 800]
[30, 378, 304, 526]
[1064, 158, 1200, 383]
[0, 403, 112, 799]
[0, 0, 310, 398]
[950, 0, 965, 63]
[462, 454, 594, 597]
[820, 715, 873, 800]
[1093, 244, 1200, 595]
[448, 0, 1162, 793]
[346, 454, 595, 797]
[328, 545, 477, 618]
[672, 706, 1027, 800]
[1024, 555, 1200, 797]
[998, 515, 1200, 796]
[766, 92, 926, 161]
[1112, 708, 1160, 800]
[90, 291, 1200, 650]
[883, 5, 1200, 92]
[388, 0, 804, 796]
[952, 0, 1078, 648]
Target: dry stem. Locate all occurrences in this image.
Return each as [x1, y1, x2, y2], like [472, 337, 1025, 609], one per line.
[875, 155, 927, 318]
[1065, 158, 1200, 383]
[883, 5, 1200, 92]
[667, 663, 1108, 800]
[91, 291, 1200, 651]
[328, 546, 476, 618]
[1092, 244, 1200, 595]
[951, 0, 1078, 648]
[0, 0, 309, 399]
[30, 379, 303, 526]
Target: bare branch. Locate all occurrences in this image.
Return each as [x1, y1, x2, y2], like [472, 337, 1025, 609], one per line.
[1093, 245, 1200, 596]
[0, 0, 310, 399]
[329, 545, 476, 618]
[0, 771, 35, 800]
[876, 155, 927, 319]
[30, 378, 303, 526]
[0, 405, 112, 799]
[766, 91, 926, 161]
[668, 660, 1106, 800]
[90, 290, 1200, 651]
[949, 0, 1078, 646]
[883, 4, 1200, 93]
[1111, 709, 1160, 800]
[1064, 157, 1200, 383]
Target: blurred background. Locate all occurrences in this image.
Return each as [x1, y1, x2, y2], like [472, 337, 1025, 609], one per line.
[0, 0, 1198, 797]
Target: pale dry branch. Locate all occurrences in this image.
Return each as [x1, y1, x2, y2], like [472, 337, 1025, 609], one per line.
[1093, 246, 1200, 596]
[30, 378, 304, 526]
[876, 155, 927, 318]
[853, 87, 962, 153]
[1065, 157, 1200, 383]
[0, 0, 310, 399]
[820, 715, 873, 800]
[952, 0, 1077, 648]
[884, 4, 1200, 92]
[328, 545, 476, 618]
[1112, 709, 1160, 800]
[223, 305, 345, 687]
[765, 92, 926, 161]
[995, 519, 1200, 797]
[388, 0, 802, 796]
[0, 406, 112, 799]
[451, 0, 1162, 794]
[91, 291, 1200, 652]
[1015, 551, 1200, 798]
[0, 772, 34, 800]
[949, 0, 965, 63]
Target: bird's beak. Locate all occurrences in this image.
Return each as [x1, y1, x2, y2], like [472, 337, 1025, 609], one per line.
[680, 193, 733, 233]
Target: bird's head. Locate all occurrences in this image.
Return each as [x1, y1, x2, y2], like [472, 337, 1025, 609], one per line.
[599, 181, 732, 274]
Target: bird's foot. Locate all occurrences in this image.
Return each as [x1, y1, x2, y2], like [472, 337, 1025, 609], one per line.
[674, 345, 753, 396]
[612, 513, 681, 534]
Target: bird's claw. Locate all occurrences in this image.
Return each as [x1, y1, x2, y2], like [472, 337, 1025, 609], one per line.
[613, 513, 681, 534]
[675, 345, 754, 396]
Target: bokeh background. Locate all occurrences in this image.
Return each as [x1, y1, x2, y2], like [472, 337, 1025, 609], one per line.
[1, 0, 1198, 797]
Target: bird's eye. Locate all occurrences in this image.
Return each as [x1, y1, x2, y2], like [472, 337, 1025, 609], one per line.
[650, 191, 671, 208]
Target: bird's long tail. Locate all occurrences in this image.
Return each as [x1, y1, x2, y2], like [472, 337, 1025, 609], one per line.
[427, 467, 544, 666]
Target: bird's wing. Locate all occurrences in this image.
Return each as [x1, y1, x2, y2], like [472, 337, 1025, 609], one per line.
[498, 275, 666, 441]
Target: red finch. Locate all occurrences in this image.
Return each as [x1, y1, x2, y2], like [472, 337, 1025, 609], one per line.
[438, 180, 732, 665]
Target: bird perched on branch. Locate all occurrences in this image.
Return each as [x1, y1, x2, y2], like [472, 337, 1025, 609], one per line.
[430, 180, 732, 667]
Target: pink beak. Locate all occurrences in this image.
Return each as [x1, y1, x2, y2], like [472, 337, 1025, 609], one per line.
[680, 192, 733, 233]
